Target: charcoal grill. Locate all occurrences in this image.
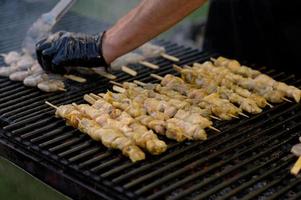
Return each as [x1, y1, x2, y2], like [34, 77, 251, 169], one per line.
[1, 1, 301, 199]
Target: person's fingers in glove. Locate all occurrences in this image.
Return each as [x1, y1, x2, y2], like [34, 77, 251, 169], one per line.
[35, 31, 109, 74]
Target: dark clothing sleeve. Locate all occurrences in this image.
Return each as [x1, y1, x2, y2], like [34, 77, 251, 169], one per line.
[204, 0, 301, 74]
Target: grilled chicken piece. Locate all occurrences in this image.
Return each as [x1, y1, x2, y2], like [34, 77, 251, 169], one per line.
[55, 104, 145, 162]
[120, 84, 211, 140]
[103, 91, 188, 142]
[213, 56, 261, 78]
[77, 102, 167, 155]
[78, 118, 145, 162]
[254, 74, 301, 103]
[192, 61, 288, 104]
[217, 86, 262, 114]
[123, 83, 213, 129]
[159, 74, 241, 119]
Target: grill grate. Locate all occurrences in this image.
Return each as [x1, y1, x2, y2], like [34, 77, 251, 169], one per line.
[1, 1, 301, 200]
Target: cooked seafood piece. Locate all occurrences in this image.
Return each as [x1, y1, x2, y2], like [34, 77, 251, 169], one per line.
[38, 79, 65, 92]
[1, 51, 21, 65]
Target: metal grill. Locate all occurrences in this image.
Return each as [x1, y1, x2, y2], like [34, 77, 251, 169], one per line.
[1, 1, 301, 200]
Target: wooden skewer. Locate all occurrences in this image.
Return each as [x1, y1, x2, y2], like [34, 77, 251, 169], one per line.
[89, 93, 101, 100]
[98, 93, 105, 98]
[210, 57, 217, 63]
[58, 87, 67, 92]
[84, 94, 96, 104]
[210, 116, 222, 121]
[160, 53, 180, 62]
[291, 156, 301, 176]
[109, 80, 123, 87]
[121, 66, 137, 76]
[133, 80, 147, 87]
[266, 102, 274, 108]
[64, 74, 87, 83]
[93, 69, 117, 80]
[45, 101, 59, 110]
[139, 61, 159, 69]
[183, 65, 192, 70]
[113, 85, 126, 93]
[173, 64, 183, 72]
[239, 112, 249, 118]
[229, 114, 239, 119]
[150, 73, 164, 81]
[282, 97, 292, 103]
[209, 126, 221, 133]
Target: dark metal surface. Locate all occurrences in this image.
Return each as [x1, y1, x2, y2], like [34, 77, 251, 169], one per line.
[1, 1, 301, 200]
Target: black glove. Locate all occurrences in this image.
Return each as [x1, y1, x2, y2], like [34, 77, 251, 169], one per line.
[36, 31, 109, 74]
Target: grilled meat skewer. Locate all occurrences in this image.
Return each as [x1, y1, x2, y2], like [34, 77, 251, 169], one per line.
[76, 99, 167, 155]
[46, 102, 145, 162]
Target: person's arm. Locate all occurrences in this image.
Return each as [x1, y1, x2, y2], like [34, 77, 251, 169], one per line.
[103, 0, 207, 63]
[36, 0, 207, 73]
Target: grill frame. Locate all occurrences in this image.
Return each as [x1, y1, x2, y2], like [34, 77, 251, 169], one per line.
[1, 1, 301, 199]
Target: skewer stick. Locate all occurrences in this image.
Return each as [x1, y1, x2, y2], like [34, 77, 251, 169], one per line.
[89, 93, 101, 100]
[45, 101, 59, 110]
[282, 97, 292, 103]
[64, 74, 87, 83]
[98, 93, 105, 98]
[229, 114, 239, 119]
[93, 69, 117, 80]
[291, 156, 301, 176]
[113, 85, 126, 93]
[210, 57, 217, 63]
[210, 115, 222, 121]
[58, 87, 67, 92]
[150, 73, 164, 81]
[84, 94, 96, 104]
[160, 53, 180, 62]
[209, 126, 221, 133]
[173, 64, 183, 72]
[139, 61, 159, 69]
[266, 102, 273, 108]
[121, 66, 137, 76]
[133, 80, 147, 87]
[239, 112, 249, 118]
[109, 80, 123, 87]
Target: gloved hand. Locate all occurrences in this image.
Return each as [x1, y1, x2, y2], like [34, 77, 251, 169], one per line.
[36, 31, 109, 74]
